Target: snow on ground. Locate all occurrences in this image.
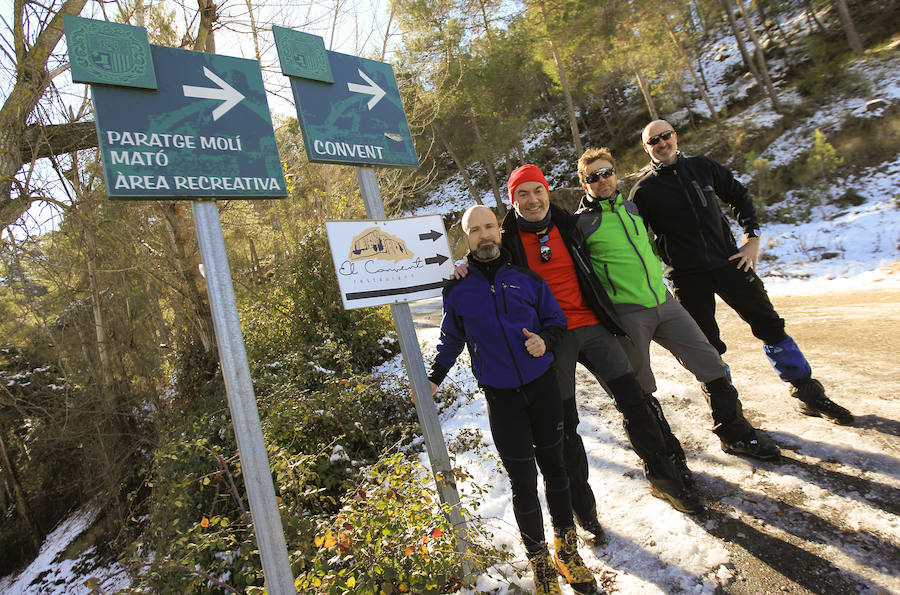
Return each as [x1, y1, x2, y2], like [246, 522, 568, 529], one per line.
[0, 503, 129, 595]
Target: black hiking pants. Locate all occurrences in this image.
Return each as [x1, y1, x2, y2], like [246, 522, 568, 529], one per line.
[484, 369, 573, 554]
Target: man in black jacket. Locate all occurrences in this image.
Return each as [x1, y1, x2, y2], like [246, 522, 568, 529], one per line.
[629, 119, 853, 425]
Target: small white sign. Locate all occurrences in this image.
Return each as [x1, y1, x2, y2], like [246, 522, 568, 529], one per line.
[325, 215, 454, 309]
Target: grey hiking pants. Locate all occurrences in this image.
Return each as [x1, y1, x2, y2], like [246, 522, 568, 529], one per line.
[615, 295, 728, 394]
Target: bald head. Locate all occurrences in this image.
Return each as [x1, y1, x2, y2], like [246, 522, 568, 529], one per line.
[461, 205, 502, 262]
[461, 205, 496, 234]
[641, 120, 678, 165]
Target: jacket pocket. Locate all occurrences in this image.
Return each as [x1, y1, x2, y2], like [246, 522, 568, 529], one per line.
[603, 264, 617, 296]
[690, 180, 708, 207]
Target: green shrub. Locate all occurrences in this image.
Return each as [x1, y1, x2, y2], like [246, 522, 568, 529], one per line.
[241, 227, 397, 378]
[743, 150, 780, 220]
[290, 452, 510, 594]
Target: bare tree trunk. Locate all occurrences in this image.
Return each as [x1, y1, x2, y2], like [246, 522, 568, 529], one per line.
[381, 2, 395, 61]
[804, 0, 827, 34]
[328, 0, 342, 50]
[248, 237, 261, 284]
[539, 0, 583, 156]
[434, 126, 483, 205]
[83, 222, 115, 391]
[244, 0, 263, 62]
[0, 0, 88, 229]
[833, 0, 864, 56]
[161, 204, 215, 352]
[666, 20, 720, 125]
[634, 67, 658, 120]
[734, 0, 782, 112]
[0, 431, 41, 552]
[720, 0, 762, 82]
[477, 0, 495, 50]
[468, 108, 506, 217]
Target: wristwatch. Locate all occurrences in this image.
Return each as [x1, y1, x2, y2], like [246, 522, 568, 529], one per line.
[746, 227, 761, 238]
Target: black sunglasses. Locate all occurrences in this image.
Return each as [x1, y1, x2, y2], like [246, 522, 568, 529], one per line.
[538, 232, 551, 262]
[645, 130, 675, 146]
[583, 167, 615, 184]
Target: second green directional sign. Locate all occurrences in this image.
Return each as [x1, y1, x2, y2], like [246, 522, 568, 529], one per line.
[277, 29, 419, 169]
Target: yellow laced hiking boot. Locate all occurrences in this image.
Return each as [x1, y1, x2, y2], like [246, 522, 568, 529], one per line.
[553, 528, 598, 594]
[529, 551, 561, 595]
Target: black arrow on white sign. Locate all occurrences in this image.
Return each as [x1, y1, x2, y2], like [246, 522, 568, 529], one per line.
[425, 254, 449, 266]
[419, 229, 443, 242]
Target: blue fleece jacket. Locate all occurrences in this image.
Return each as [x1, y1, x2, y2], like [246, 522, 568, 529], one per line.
[429, 254, 567, 390]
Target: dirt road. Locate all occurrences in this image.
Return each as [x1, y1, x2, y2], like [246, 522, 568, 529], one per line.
[632, 287, 900, 594]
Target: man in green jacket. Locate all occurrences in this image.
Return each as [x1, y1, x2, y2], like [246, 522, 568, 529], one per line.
[574, 147, 780, 464]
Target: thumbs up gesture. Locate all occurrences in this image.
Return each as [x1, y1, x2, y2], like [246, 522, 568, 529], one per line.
[523, 328, 546, 357]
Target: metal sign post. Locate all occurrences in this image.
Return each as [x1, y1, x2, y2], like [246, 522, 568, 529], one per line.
[355, 167, 472, 571]
[192, 200, 296, 595]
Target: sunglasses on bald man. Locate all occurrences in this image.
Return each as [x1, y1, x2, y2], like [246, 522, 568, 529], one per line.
[645, 130, 675, 146]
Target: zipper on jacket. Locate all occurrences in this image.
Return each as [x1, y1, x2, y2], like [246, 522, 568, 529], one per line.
[602, 264, 617, 295]
[491, 279, 525, 386]
[674, 169, 710, 264]
[691, 180, 708, 207]
[614, 210, 661, 306]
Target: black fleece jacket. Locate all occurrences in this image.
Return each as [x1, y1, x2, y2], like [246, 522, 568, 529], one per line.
[629, 154, 760, 277]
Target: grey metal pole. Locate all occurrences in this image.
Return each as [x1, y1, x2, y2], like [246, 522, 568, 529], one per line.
[354, 167, 472, 572]
[191, 200, 297, 595]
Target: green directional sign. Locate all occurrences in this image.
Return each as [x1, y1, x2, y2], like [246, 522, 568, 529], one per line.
[66, 19, 287, 200]
[276, 30, 419, 168]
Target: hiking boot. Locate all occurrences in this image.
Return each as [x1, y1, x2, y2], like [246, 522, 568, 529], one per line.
[649, 484, 704, 514]
[671, 454, 696, 490]
[576, 516, 609, 548]
[529, 549, 561, 595]
[553, 528, 598, 594]
[792, 379, 854, 425]
[721, 429, 781, 461]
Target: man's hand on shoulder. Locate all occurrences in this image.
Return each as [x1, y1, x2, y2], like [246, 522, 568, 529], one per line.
[729, 235, 761, 271]
[450, 261, 469, 280]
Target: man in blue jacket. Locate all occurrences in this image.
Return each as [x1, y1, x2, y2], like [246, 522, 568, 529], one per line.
[630, 119, 853, 425]
[427, 205, 597, 595]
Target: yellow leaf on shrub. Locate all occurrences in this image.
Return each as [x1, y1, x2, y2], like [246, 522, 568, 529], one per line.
[323, 531, 337, 548]
[314, 534, 325, 547]
[347, 576, 356, 588]
[403, 545, 414, 556]
[200, 517, 210, 528]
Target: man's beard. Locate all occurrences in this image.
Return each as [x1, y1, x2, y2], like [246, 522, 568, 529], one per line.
[473, 241, 500, 261]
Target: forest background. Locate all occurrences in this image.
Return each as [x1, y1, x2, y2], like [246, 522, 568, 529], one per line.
[0, 0, 897, 592]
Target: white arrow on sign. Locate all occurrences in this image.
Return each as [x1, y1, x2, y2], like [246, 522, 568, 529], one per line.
[183, 67, 245, 121]
[347, 69, 386, 110]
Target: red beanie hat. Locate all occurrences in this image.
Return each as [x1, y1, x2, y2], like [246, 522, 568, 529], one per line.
[507, 164, 549, 204]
